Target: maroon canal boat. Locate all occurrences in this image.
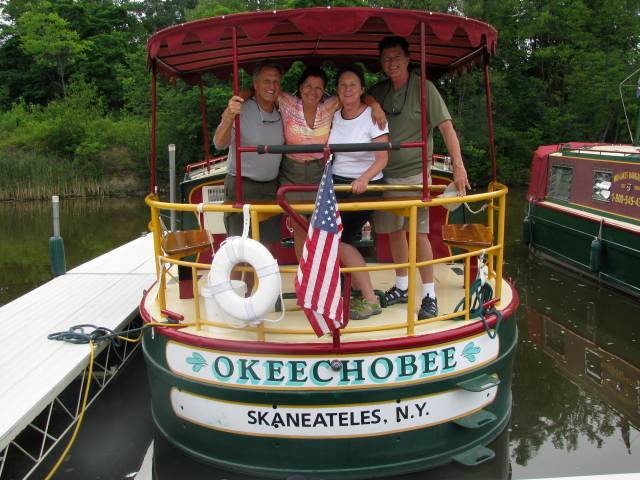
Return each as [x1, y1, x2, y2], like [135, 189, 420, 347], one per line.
[525, 143, 640, 297]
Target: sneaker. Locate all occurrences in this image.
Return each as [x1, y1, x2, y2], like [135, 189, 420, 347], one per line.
[383, 286, 408, 306]
[350, 298, 382, 320]
[349, 298, 372, 320]
[418, 294, 438, 320]
[365, 300, 382, 316]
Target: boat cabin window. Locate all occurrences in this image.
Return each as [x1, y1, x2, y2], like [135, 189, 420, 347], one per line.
[202, 185, 225, 204]
[201, 185, 226, 233]
[592, 170, 613, 203]
[547, 165, 573, 201]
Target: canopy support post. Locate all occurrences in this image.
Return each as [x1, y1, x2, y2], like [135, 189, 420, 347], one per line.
[151, 63, 157, 194]
[199, 79, 211, 165]
[232, 26, 243, 207]
[484, 59, 497, 183]
[420, 22, 430, 202]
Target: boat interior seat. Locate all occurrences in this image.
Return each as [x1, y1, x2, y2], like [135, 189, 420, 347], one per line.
[161, 229, 211, 258]
[441, 223, 493, 251]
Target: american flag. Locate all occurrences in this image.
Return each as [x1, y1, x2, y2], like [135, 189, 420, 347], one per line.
[295, 162, 343, 337]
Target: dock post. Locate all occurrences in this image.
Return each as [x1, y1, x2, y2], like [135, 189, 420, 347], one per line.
[169, 144, 176, 232]
[48, 195, 66, 276]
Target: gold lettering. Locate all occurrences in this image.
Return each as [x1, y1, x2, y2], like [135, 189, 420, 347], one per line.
[613, 172, 640, 183]
[613, 194, 640, 206]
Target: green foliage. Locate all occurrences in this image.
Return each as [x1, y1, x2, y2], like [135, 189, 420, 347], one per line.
[17, 2, 92, 97]
[138, 0, 198, 32]
[0, 78, 149, 198]
[1, 0, 640, 198]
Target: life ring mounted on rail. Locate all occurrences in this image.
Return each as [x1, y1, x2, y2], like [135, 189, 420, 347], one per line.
[206, 204, 283, 326]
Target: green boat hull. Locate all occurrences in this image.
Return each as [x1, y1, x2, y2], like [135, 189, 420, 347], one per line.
[142, 317, 517, 479]
[528, 202, 640, 297]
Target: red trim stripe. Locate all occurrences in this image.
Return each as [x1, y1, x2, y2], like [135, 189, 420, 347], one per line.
[536, 201, 640, 234]
[139, 280, 519, 354]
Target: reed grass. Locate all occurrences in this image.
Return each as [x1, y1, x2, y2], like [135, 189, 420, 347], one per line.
[0, 151, 111, 201]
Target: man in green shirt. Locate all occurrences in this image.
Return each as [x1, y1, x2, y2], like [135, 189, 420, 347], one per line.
[370, 36, 470, 319]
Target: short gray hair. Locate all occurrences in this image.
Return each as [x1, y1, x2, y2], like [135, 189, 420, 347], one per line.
[253, 62, 283, 80]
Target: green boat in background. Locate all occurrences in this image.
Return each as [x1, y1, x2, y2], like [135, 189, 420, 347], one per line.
[524, 143, 640, 297]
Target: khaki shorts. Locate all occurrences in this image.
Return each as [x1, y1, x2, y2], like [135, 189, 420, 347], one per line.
[223, 175, 281, 244]
[373, 173, 431, 234]
[278, 156, 324, 203]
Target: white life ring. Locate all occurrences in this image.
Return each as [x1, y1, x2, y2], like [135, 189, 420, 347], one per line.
[207, 236, 281, 324]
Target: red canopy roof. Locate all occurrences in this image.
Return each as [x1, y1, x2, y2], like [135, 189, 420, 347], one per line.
[147, 7, 497, 84]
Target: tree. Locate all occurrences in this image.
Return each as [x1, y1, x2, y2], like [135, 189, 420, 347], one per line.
[17, 3, 92, 97]
[138, 0, 198, 32]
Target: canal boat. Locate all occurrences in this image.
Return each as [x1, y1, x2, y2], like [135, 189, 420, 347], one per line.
[524, 143, 640, 297]
[141, 7, 519, 479]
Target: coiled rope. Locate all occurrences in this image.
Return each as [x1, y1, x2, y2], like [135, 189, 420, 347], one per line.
[44, 320, 194, 479]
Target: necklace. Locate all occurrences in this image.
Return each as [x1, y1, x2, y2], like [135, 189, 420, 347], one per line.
[381, 75, 411, 115]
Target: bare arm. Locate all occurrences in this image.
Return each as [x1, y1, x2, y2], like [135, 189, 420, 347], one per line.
[352, 134, 389, 194]
[213, 96, 244, 150]
[323, 95, 341, 114]
[438, 119, 470, 194]
[363, 94, 387, 129]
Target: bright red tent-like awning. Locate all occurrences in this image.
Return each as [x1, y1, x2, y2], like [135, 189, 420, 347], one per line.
[147, 7, 497, 83]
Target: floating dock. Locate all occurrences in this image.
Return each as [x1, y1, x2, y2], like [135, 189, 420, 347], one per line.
[0, 234, 155, 479]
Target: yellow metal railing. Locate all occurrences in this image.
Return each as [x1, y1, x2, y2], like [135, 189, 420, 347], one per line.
[145, 182, 508, 338]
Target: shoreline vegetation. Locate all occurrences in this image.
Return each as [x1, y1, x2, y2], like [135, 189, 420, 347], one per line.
[0, 151, 147, 202]
[1, 1, 638, 201]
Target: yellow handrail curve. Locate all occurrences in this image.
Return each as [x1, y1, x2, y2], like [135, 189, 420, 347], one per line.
[145, 183, 508, 339]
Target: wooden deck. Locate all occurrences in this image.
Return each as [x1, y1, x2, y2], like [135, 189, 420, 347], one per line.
[145, 262, 514, 343]
[0, 235, 156, 457]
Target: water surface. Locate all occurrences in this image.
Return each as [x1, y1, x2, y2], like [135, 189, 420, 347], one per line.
[0, 197, 149, 305]
[1, 189, 639, 479]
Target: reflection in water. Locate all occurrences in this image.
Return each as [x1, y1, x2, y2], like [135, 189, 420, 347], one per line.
[153, 425, 512, 480]
[2, 191, 640, 478]
[504, 189, 640, 477]
[0, 198, 148, 305]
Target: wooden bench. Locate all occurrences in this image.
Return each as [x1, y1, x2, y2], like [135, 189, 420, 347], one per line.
[441, 224, 493, 250]
[161, 229, 211, 258]
[162, 230, 212, 299]
[441, 224, 492, 284]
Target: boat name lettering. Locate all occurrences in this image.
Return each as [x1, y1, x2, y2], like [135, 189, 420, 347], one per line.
[207, 350, 457, 385]
[613, 171, 640, 183]
[247, 409, 383, 428]
[167, 337, 498, 389]
[612, 171, 640, 206]
[170, 387, 499, 437]
[244, 401, 430, 428]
